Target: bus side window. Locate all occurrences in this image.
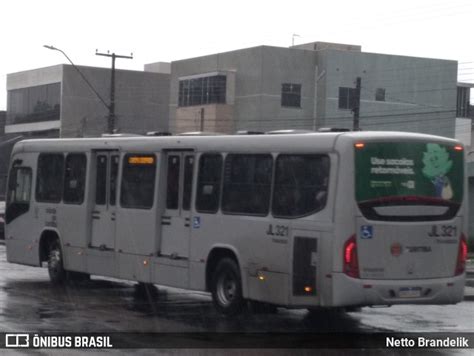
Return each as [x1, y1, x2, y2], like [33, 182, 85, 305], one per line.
[166, 155, 180, 210]
[222, 154, 272, 216]
[36, 153, 64, 203]
[272, 154, 329, 218]
[110, 155, 119, 206]
[64, 154, 87, 204]
[182, 156, 194, 211]
[6, 167, 32, 223]
[95, 155, 107, 205]
[196, 154, 222, 213]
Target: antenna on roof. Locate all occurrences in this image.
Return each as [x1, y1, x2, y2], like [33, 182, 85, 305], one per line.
[292, 34, 301, 47]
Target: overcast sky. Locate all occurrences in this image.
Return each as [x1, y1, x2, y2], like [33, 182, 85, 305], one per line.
[1, 0, 473, 110]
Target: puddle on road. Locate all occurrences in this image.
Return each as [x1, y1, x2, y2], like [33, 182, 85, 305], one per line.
[37, 307, 65, 320]
[354, 303, 474, 332]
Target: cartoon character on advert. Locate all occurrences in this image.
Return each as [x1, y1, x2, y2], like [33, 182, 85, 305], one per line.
[422, 143, 453, 200]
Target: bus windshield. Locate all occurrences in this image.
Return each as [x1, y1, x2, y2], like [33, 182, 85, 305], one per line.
[355, 141, 464, 221]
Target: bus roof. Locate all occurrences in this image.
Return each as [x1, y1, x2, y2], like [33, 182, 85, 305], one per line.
[11, 131, 462, 155]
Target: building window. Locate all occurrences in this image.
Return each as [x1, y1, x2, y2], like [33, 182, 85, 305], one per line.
[63, 154, 87, 204]
[375, 88, 386, 102]
[120, 154, 156, 209]
[457, 86, 470, 118]
[272, 154, 329, 218]
[222, 154, 273, 216]
[338, 87, 357, 109]
[178, 75, 226, 107]
[196, 154, 223, 213]
[281, 83, 302, 108]
[7, 83, 61, 125]
[36, 154, 64, 203]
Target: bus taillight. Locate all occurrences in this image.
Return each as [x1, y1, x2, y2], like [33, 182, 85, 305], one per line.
[455, 234, 468, 276]
[343, 235, 359, 278]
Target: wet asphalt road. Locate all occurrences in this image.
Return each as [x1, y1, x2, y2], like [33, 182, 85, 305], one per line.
[0, 244, 472, 354]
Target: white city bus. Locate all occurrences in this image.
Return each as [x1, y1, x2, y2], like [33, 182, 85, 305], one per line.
[5, 131, 468, 314]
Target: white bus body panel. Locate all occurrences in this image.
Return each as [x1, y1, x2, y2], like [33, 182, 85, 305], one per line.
[5, 132, 466, 310]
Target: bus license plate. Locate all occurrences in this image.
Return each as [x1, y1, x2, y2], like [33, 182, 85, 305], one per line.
[399, 287, 421, 298]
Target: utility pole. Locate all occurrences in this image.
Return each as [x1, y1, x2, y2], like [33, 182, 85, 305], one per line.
[96, 51, 133, 134]
[352, 77, 361, 131]
[312, 68, 327, 131]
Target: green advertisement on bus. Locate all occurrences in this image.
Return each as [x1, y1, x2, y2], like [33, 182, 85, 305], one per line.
[355, 142, 464, 204]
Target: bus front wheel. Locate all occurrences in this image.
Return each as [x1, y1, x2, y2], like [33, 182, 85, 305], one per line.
[47, 240, 67, 284]
[211, 258, 244, 315]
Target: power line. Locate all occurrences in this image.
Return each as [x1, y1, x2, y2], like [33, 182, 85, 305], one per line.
[171, 109, 457, 125]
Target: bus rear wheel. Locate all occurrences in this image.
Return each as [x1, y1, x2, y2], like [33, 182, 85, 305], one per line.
[68, 271, 90, 282]
[47, 240, 67, 285]
[211, 258, 244, 315]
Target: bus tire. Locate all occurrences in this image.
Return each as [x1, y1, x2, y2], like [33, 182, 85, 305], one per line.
[249, 301, 278, 314]
[306, 307, 344, 318]
[47, 240, 67, 285]
[68, 271, 90, 282]
[134, 282, 159, 300]
[211, 257, 244, 315]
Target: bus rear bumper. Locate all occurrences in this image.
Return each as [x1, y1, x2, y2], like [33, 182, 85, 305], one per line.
[331, 273, 465, 307]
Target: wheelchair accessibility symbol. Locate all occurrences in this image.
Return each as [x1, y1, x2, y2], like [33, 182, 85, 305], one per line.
[361, 225, 373, 239]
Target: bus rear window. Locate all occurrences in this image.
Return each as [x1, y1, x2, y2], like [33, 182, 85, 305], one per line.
[355, 141, 463, 221]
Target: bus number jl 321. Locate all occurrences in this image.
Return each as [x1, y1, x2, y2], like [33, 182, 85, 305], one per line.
[266, 224, 289, 237]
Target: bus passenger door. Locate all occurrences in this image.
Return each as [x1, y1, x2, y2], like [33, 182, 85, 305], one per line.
[160, 151, 194, 258]
[90, 151, 119, 250]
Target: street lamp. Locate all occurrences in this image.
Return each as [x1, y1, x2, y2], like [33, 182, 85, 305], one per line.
[43, 45, 112, 132]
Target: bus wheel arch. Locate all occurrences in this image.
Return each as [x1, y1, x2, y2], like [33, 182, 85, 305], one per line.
[206, 247, 244, 315]
[206, 247, 240, 292]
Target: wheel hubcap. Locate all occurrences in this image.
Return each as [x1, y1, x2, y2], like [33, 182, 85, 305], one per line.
[217, 272, 237, 306]
[49, 249, 61, 275]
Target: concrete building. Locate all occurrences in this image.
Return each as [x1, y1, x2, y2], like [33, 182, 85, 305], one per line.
[3, 41, 474, 240]
[6, 64, 170, 138]
[169, 42, 458, 137]
[0, 111, 25, 199]
[169, 42, 474, 241]
[0, 111, 8, 198]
